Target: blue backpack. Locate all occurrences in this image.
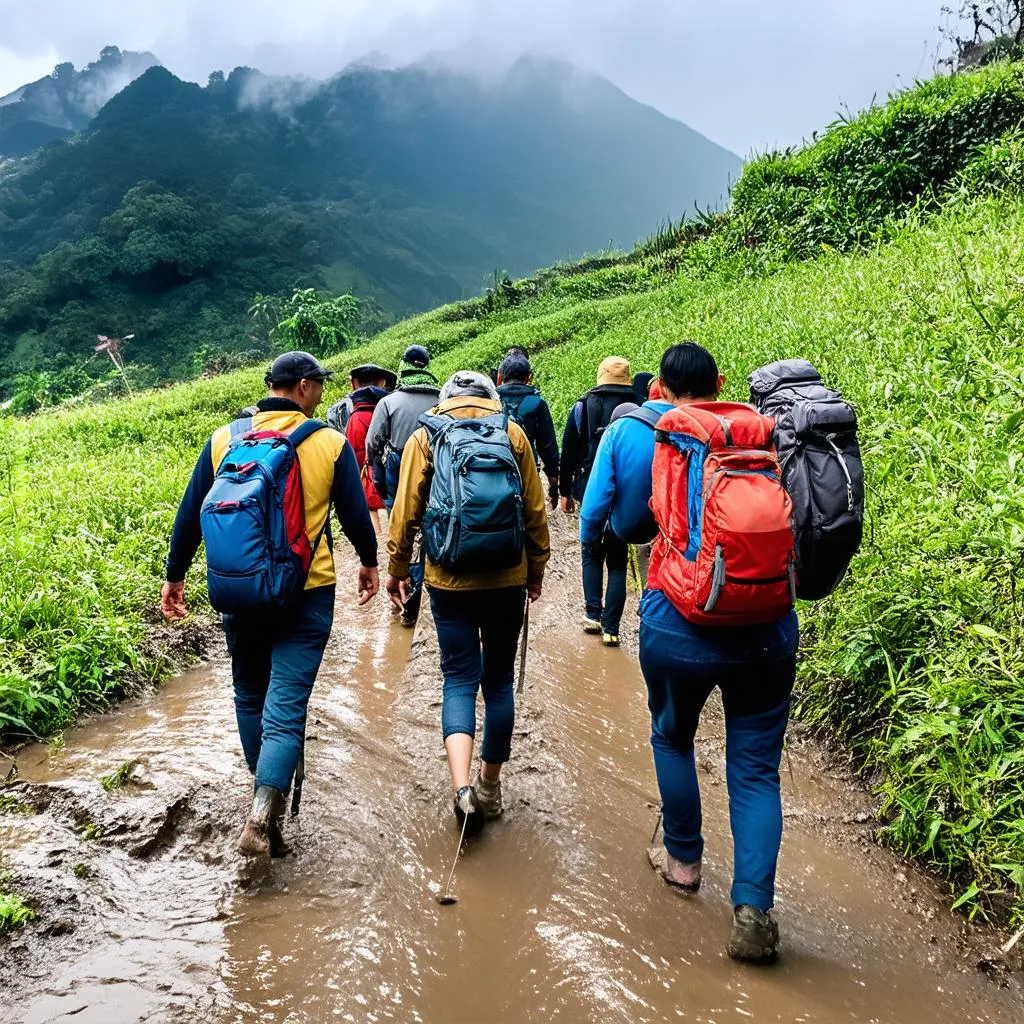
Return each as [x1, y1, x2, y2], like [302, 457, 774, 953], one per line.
[200, 418, 328, 613]
[419, 412, 525, 574]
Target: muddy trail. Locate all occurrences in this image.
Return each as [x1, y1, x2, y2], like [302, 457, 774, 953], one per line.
[2, 517, 1022, 1023]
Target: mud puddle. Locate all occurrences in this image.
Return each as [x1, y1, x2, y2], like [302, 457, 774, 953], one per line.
[2, 517, 1022, 1023]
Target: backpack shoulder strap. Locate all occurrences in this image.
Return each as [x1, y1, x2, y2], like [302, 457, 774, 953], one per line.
[625, 407, 662, 430]
[288, 419, 328, 448]
[229, 416, 254, 439]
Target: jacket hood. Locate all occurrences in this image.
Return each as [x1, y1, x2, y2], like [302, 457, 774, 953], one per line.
[497, 382, 539, 396]
[350, 385, 387, 404]
[433, 395, 503, 420]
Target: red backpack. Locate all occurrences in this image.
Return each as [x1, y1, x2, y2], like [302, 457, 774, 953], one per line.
[648, 401, 796, 626]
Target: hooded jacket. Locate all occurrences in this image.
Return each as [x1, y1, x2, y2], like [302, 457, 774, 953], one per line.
[496, 382, 560, 479]
[387, 395, 550, 591]
[364, 370, 441, 471]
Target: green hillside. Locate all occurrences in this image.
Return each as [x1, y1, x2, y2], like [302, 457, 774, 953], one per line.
[3, 61, 1024, 924]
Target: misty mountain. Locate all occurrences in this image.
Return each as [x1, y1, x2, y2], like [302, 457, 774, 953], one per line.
[0, 47, 160, 157]
[0, 54, 739, 395]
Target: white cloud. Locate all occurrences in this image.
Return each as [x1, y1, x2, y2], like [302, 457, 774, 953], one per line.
[0, 0, 953, 152]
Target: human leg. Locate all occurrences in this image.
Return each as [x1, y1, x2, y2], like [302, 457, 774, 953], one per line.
[581, 537, 605, 630]
[601, 532, 628, 638]
[224, 612, 273, 775]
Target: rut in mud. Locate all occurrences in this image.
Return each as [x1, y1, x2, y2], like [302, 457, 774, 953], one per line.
[2, 517, 1023, 1024]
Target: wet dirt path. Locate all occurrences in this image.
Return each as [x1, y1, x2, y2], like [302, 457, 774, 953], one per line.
[2, 517, 1022, 1023]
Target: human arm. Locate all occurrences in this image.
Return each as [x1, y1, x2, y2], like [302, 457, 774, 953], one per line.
[386, 428, 432, 579]
[531, 397, 561, 483]
[162, 440, 216, 618]
[510, 423, 550, 596]
[579, 426, 617, 545]
[558, 400, 584, 501]
[364, 399, 389, 468]
[331, 442, 378, 569]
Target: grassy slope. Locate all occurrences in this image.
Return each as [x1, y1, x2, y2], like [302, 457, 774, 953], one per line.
[3, 194, 1023, 921]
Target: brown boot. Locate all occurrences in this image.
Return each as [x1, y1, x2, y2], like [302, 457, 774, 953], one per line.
[268, 814, 292, 858]
[238, 785, 283, 858]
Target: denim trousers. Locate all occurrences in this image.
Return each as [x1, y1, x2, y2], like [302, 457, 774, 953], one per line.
[581, 530, 628, 634]
[223, 585, 335, 794]
[638, 589, 798, 912]
[427, 585, 526, 764]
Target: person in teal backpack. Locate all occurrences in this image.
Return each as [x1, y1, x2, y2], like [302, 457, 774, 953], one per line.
[386, 371, 550, 833]
[161, 351, 380, 861]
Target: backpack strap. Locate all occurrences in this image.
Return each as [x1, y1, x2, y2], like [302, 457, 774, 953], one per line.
[287, 419, 328, 448]
[230, 416, 254, 439]
[625, 407, 662, 430]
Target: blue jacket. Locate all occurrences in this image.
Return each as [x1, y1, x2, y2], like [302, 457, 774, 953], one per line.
[579, 400, 674, 545]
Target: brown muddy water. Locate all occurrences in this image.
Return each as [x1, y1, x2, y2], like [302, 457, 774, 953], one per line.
[2, 518, 1022, 1023]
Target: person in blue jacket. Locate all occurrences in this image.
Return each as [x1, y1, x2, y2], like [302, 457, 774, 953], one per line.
[578, 387, 674, 646]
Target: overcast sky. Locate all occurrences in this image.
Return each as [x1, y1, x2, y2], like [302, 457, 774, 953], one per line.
[0, 0, 955, 155]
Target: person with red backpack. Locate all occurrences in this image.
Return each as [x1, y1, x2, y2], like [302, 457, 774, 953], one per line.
[616, 343, 799, 963]
[160, 351, 380, 861]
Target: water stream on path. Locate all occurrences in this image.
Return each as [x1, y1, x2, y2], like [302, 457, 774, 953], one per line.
[2, 521, 1021, 1023]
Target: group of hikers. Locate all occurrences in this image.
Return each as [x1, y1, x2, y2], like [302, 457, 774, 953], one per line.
[160, 337, 864, 965]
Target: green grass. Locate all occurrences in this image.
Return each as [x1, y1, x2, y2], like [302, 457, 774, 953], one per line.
[2, 61, 1024, 925]
[0, 891, 34, 934]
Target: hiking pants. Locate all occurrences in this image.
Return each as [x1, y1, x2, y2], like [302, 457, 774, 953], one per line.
[427, 585, 526, 764]
[223, 585, 335, 794]
[581, 530, 628, 634]
[638, 590, 798, 912]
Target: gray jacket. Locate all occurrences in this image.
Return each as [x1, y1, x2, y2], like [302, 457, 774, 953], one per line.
[365, 384, 441, 467]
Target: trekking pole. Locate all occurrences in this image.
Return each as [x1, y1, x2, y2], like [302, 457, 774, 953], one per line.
[436, 812, 470, 906]
[516, 598, 530, 696]
[651, 807, 663, 843]
[290, 736, 305, 818]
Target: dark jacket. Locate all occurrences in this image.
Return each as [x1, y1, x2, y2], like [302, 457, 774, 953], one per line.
[559, 384, 637, 499]
[496, 382, 560, 480]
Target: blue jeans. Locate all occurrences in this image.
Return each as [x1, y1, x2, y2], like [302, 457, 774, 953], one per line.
[223, 585, 335, 794]
[639, 589, 798, 912]
[427, 585, 526, 764]
[582, 530, 628, 634]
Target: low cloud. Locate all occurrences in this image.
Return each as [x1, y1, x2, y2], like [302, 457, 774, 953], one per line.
[0, 0, 954, 152]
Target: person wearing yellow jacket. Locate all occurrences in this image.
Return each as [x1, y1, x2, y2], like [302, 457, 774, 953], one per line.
[386, 371, 550, 831]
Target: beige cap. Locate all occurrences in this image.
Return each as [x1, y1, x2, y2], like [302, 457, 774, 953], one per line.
[596, 356, 632, 387]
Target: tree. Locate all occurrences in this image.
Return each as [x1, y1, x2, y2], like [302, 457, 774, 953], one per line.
[941, 3, 1024, 68]
[273, 289, 361, 356]
[247, 292, 280, 348]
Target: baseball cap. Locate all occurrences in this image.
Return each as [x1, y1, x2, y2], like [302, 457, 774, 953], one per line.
[265, 351, 334, 386]
[402, 344, 431, 369]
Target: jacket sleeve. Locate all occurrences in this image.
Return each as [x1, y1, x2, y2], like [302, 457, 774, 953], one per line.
[579, 426, 617, 545]
[559, 400, 585, 497]
[386, 428, 432, 577]
[532, 397, 560, 480]
[364, 399, 389, 468]
[165, 440, 215, 583]
[511, 423, 551, 584]
[330, 441, 378, 568]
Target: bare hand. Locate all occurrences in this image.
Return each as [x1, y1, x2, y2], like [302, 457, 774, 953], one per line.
[160, 581, 188, 620]
[559, 495, 575, 514]
[527, 580, 543, 603]
[386, 574, 411, 612]
[357, 567, 380, 606]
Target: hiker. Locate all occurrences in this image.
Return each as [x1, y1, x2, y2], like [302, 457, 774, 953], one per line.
[558, 356, 636, 636]
[328, 364, 397, 533]
[626, 342, 799, 963]
[326, 363, 397, 436]
[489, 344, 529, 385]
[496, 351, 560, 509]
[365, 345, 441, 625]
[632, 371, 655, 407]
[160, 350, 380, 860]
[386, 371, 550, 833]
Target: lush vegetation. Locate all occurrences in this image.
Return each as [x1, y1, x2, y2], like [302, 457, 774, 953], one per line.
[3, 58, 1024, 926]
[0, 53, 738, 403]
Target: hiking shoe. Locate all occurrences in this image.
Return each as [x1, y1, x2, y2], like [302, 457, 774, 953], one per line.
[268, 814, 292, 858]
[474, 773, 503, 820]
[453, 785, 485, 835]
[583, 617, 602, 634]
[238, 785, 284, 858]
[602, 633, 620, 647]
[647, 846, 701, 893]
[400, 609, 417, 628]
[727, 905, 780, 964]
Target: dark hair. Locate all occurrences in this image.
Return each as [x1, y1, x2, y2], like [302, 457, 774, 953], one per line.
[659, 343, 719, 399]
[498, 352, 532, 383]
[506, 345, 529, 359]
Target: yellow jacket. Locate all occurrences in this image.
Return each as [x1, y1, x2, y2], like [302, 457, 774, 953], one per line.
[387, 396, 551, 591]
[211, 407, 343, 589]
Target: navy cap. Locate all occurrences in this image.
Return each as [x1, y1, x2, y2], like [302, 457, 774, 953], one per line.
[402, 344, 431, 368]
[265, 351, 334, 386]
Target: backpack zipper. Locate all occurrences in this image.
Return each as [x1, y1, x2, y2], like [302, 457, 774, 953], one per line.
[825, 433, 856, 512]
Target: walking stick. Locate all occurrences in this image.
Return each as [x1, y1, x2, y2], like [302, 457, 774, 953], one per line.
[517, 599, 530, 695]
[290, 736, 305, 818]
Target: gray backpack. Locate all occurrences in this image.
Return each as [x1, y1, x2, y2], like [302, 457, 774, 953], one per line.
[749, 359, 864, 600]
[419, 412, 525, 574]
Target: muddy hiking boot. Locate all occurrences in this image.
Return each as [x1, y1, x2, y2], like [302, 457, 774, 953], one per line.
[238, 785, 286, 858]
[727, 905, 780, 964]
[453, 785, 485, 835]
[474, 773, 503, 820]
[268, 813, 292, 858]
[582, 617, 602, 635]
[602, 633, 620, 647]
